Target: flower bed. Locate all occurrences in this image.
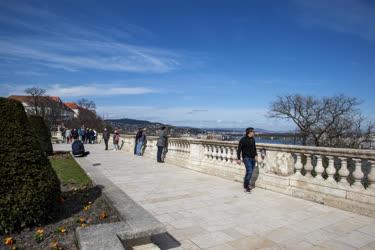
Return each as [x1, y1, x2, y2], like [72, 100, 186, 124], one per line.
[1, 153, 120, 250]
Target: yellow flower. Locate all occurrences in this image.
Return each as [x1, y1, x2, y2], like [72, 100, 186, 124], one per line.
[36, 228, 44, 235]
[57, 227, 66, 234]
[51, 240, 63, 250]
[80, 223, 87, 228]
[4, 237, 13, 246]
[83, 205, 91, 211]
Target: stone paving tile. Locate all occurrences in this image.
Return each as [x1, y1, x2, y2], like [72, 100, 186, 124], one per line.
[206, 243, 236, 250]
[227, 235, 279, 250]
[358, 241, 375, 250]
[53, 144, 375, 249]
[312, 239, 356, 250]
[335, 230, 375, 248]
[190, 231, 234, 249]
[357, 223, 375, 237]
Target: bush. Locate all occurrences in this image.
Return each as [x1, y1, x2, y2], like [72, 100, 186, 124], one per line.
[28, 115, 53, 156]
[0, 98, 61, 234]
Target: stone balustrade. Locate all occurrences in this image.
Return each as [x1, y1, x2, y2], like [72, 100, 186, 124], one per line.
[104, 134, 375, 217]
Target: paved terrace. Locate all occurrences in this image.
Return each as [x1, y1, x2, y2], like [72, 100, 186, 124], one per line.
[54, 144, 375, 250]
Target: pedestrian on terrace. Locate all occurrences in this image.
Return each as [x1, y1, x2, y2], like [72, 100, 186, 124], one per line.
[236, 127, 258, 193]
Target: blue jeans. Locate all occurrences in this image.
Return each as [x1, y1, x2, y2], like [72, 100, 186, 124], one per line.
[136, 141, 144, 155]
[243, 157, 255, 188]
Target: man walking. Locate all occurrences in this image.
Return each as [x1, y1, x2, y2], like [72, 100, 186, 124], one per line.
[103, 127, 110, 150]
[156, 126, 168, 163]
[236, 127, 258, 193]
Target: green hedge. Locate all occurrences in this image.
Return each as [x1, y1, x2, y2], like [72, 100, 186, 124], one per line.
[28, 115, 53, 156]
[0, 98, 61, 233]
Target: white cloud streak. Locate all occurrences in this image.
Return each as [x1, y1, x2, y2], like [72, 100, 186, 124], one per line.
[0, 2, 181, 73]
[0, 83, 157, 97]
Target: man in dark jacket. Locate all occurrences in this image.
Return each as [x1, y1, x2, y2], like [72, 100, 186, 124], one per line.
[72, 138, 89, 157]
[236, 127, 258, 193]
[103, 128, 110, 150]
[156, 126, 168, 162]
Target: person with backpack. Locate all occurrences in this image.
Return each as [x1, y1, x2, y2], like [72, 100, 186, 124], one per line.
[156, 126, 168, 163]
[113, 130, 120, 151]
[72, 135, 89, 157]
[236, 127, 258, 193]
[103, 128, 110, 150]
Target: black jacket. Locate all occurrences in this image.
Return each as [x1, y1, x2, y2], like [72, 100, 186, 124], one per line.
[237, 136, 257, 160]
[103, 130, 110, 140]
[72, 140, 85, 155]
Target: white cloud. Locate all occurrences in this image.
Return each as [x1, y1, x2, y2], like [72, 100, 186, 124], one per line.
[48, 85, 157, 97]
[0, 2, 182, 73]
[0, 83, 157, 97]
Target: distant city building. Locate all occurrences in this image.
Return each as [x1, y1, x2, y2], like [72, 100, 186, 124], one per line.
[64, 102, 80, 118]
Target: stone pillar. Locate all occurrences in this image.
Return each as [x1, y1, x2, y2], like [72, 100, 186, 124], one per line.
[294, 153, 303, 176]
[352, 158, 364, 189]
[338, 157, 350, 185]
[326, 156, 336, 182]
[304, 154, 313, 178]
[315, 155, 324, 180]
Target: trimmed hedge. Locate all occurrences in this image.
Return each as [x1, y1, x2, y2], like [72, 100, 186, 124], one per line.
[0, 98, 61, 234]
[28, 115, 53, 156]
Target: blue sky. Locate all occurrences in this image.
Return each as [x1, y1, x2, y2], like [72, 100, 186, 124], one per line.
[0, 0, 374, 130]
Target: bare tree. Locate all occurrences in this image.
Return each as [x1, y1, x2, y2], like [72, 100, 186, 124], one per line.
[24, 87, 46, 116]
[269, 94, 373, 148]
[77, 98, 96, 111]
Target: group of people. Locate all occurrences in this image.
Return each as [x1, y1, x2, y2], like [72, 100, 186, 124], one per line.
[70, 124, 258, 194]
[61, 126, 97, 144]
[102, 128, 121, 151]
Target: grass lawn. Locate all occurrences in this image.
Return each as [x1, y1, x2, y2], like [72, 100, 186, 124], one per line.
[50, 154, 91, 187]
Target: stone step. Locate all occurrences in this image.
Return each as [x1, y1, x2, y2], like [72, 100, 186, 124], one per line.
[132, 243, 160, 250]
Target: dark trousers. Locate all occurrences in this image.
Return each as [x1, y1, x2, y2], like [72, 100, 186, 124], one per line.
[134, 140, 138, 154]
[104, 139, 108, 150]
[74, 151, 90, 157]
[243, 157, 255, 188]
[157, 146, 164, 162]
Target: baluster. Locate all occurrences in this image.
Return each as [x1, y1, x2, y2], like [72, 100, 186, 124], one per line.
[352, 158, 364, 189]
[204, 145, 209, 160]
[367, 160, 375, 190]
[226, 146, 232, 165]
[315, 155, 324, 180]
[304, 153, 313, 177]
[326, 156, 336, 182]
[295, 153, 303, 176]
[338, 157, 350, 185]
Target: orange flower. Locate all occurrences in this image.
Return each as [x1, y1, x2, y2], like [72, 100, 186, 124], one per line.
[99, 211, 107, 220]
[78, 217, 86, 223]
[36, 228, 44, 235]
[4, 237, 13, 246]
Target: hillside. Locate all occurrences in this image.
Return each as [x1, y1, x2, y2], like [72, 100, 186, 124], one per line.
[104, 118, 205, 136]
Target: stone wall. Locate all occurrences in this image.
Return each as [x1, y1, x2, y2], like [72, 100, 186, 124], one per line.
[108, 134, 375, 217]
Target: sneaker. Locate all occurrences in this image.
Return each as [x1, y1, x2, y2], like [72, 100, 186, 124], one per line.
[244, 188, 251, 193]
